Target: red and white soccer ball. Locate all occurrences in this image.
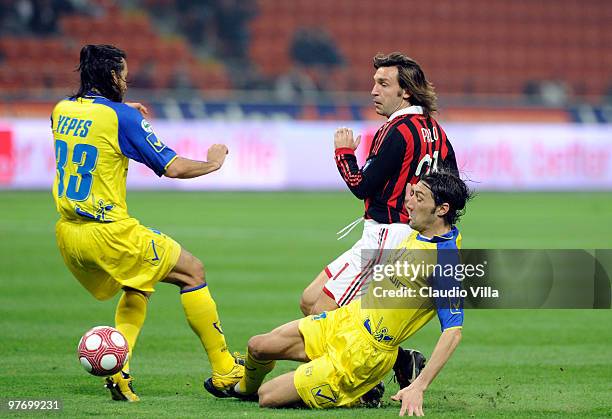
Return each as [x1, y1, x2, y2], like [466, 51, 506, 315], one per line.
[77, 326, 129, 376]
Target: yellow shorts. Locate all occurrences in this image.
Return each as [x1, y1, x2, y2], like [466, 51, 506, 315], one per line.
[56, 217, 182, 300]
[295, 307, 398, 409]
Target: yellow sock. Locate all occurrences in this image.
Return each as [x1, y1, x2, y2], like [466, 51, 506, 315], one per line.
[180, 284, 235, 374]
[236, 350, 276, 395]
[114, 290, 148, 374]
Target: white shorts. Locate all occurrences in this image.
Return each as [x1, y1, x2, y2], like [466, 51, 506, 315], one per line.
[323, 219, 412, 306]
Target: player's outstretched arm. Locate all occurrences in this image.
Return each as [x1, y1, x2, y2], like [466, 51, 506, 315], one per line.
[165, 144, 228, 179]
[391, 328, 462, 416]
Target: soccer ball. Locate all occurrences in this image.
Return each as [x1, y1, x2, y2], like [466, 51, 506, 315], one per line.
[77, 326, 129, 376]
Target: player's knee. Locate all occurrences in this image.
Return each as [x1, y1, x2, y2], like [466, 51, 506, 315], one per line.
[193, 257, 205, 281]
[185, 257, 206, 287]
[299, 292, 313, 316]
[122, 287, 151, 299]
[258, 394, 273, 408]
[247, 335, 267, 360]
[257, 386, 278, 408]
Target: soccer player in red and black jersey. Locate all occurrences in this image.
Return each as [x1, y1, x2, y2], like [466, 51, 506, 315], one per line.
[300, 52, 458, 315]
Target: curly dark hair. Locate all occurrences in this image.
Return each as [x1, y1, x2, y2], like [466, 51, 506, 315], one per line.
[420, 171, 473, 225]
[71, 44, 126, 102]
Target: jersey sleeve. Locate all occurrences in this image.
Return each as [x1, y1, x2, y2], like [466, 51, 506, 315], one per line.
[430, 246, 464, 331]
[438, 128, 459, 176]
[439, 139, 459, 176]
[335, 127, 405, 200]
[116, 106, 177, 176]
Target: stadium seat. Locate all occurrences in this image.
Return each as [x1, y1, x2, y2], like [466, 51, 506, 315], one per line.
[247, 0, 612, 97]
[0, 0, 610, 98]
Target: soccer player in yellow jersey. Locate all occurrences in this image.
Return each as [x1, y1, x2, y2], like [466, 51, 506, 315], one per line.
[52, 44, 243, 401]
[225, 171, 471, 416]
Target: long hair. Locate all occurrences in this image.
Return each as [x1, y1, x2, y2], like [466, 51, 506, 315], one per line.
[421, 171, 473, 225]
[71, 44, 126, 102]
[373, 52, 437, 116]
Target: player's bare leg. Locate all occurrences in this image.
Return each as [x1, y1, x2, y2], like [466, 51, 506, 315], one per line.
[258, 371, 302, 408]
[162, 247, 205, 290]
[310, 291, 339, 315]
[232, 320, 308, 399]
[300, 270, 339, 315]
[248, 320, 308, 361]
[300, 270, 327, 315]
[163, 248, 243, 394]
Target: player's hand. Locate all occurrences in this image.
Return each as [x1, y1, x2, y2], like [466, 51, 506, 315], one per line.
[126, 102, 149, 117]
[391, 386, 424, 416]
[207, 144, 229, 170]
[334, 127, 361, 150]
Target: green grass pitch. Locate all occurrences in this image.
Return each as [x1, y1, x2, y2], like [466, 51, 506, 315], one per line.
[1, 191, 611, 418]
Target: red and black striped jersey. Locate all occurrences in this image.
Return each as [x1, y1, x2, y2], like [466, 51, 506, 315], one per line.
[335, 106, 458, 224]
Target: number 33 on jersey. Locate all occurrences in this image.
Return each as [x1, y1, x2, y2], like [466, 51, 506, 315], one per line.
[52, 93, 177, 223]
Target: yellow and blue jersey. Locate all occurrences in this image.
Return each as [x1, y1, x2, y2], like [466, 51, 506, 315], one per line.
[350, 226, 464, 349]
[51, 93, 177, 222]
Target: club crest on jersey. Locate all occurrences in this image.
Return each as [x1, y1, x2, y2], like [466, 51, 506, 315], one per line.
[95, 199, 114, 222]
[363, 317, 394, 342]
[74, 199, 115, 222]
[312, 312, 327, 321]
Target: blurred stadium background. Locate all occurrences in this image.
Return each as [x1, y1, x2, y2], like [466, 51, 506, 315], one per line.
[0, 0, 611, 191]
[1, 1, 612, 417]
[2, 0, 612, 113]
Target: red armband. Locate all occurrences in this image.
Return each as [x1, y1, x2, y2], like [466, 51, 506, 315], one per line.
[335, 147, 355, 156]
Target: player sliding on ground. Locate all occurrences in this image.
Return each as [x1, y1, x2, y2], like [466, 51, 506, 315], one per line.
[300, 54, 460, 402]
[301, 52, 459, 315]
[214, 172, 471, 416]
[52, 44, 243, 401]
